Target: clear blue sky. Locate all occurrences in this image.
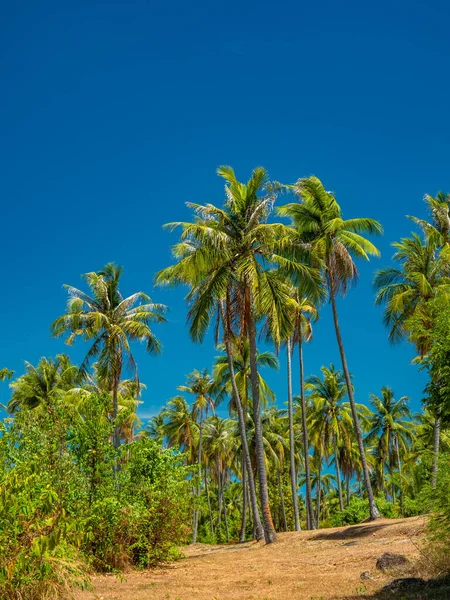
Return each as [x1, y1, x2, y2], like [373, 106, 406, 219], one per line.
[1, 0, 449, 420]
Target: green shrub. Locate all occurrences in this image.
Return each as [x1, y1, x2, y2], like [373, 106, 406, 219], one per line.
[0, 397, 191, 598]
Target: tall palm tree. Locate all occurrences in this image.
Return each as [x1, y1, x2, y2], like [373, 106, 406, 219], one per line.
[161, 395, 197, 463]
[279, 176, 383, 520]
[306, 365, 358, 512]
[157, 166, 320, 543]
[374, 235, 450, 483]
[52, 263, 166, 447]
[178, 368, 216, 542]
[214, 341, 278, 539]
[291, 293, 319, 529]
[203, 415, 237, 541]
[366, 387, 413, 505]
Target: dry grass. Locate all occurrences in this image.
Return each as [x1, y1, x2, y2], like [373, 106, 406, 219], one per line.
[74, 516, 435, 600]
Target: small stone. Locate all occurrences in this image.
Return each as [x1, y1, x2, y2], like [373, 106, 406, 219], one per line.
[360, 571, 374, 580]
[376, 552, 410, 572]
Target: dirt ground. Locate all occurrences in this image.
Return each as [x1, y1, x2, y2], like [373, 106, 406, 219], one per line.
[75, 516, 430, 600]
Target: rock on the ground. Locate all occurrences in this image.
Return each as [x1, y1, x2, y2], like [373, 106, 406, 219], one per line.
[360, 571, 374, 580]
[382, 577, 425, 592]
[375, 552, 410, 572]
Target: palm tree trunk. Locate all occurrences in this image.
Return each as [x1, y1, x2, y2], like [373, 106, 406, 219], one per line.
[395, 435, 403, 514]
[278, 470, 288, 532]
[221, 303, 264, 541]
[205, 468, 214, 535]
[217, 458, 222, 523]
[222, 468, 230, 543]
[299, 335, 316, 529]
[192, 409, 203, 543]
[432, 415, 441, 489]
[112, 378, 120, 448]
[329, 285, 380, 520]
[316, 453, 322, 528]
[247, 300, 277, 543]
[239, 455, 247, 543]
[346, 474, 350, 506]
[333, 434, 344, 511]
[287, 339, 300, 531]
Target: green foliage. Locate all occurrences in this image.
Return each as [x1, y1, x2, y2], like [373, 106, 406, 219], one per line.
[0, 395, 191, 599]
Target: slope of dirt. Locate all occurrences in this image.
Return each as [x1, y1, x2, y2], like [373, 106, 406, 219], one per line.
[75, 516, 429, 599]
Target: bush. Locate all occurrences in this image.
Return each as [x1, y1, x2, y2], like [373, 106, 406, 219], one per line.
[0, 397, 192, 599]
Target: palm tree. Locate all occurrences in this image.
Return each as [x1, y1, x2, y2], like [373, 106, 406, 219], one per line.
[306, 365, 358, 512]
[408, 191, 450, 249]
[213, 341, 278, 410]
[157, 166, 320, 543]
[0, 368, 13, 382]
[161, 395, 197, 462]
[214, 341, 278, 539]
[52, 263, 166, 447]
[8, 354, 78, 413]
[145, 413, 166, 444]
[366, 387, 413, 505]
[178, 368, 216, 542]
[291, 293, 319, 529]
[374, 235, 450, 483]
[203, 415, 237, 541]
[279, 176, 383, 520]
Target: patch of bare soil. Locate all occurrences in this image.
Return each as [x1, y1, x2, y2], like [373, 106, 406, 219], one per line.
[75, 516, 429, 600]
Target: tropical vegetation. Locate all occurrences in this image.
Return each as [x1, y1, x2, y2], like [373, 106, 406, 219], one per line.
[2, 170, 450, 598]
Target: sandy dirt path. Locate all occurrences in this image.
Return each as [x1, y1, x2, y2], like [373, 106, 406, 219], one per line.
[75, 516, 427, 600]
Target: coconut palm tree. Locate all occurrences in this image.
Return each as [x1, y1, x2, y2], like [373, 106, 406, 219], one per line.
[279, 176, 382, 520]
[213, 341, 278, 411]
[408, 191, 450, 249]
[291, 293, 319, 529]
[0, 368, 13, 383]
[145, 413, 166, 444]
[178, 368, 216, 542]
[203, 415, 237, 541]
[157, 166, 321, 543]
[366, 387, 413, 505]
[52, 263, 166, 447]
[161, 395, 197, 463]
[366, 387, 413, 499]
[8, 354, 79, 413]
[213, 340, 278, 539]
[306, 365, 358, 512]
[374, 235, 450, 483]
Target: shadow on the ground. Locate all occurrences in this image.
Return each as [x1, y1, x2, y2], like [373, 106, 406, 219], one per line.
[184, 543, 254, 559]
[310, 522, 392, 540]
[338, 575, 450, 600]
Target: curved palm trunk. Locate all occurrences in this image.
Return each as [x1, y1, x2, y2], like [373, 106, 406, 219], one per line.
[221, 303, 264, 541]
[287, 339, 300, 531]
[299, 336, 316, 529]
[329, 286, 380, 520]
[431, 415, 441, 489]
[239, 454, 247, 543]
[333, 434, 344, 512]
[192, 409, 204, 543]
[247, 303, 277, 543]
